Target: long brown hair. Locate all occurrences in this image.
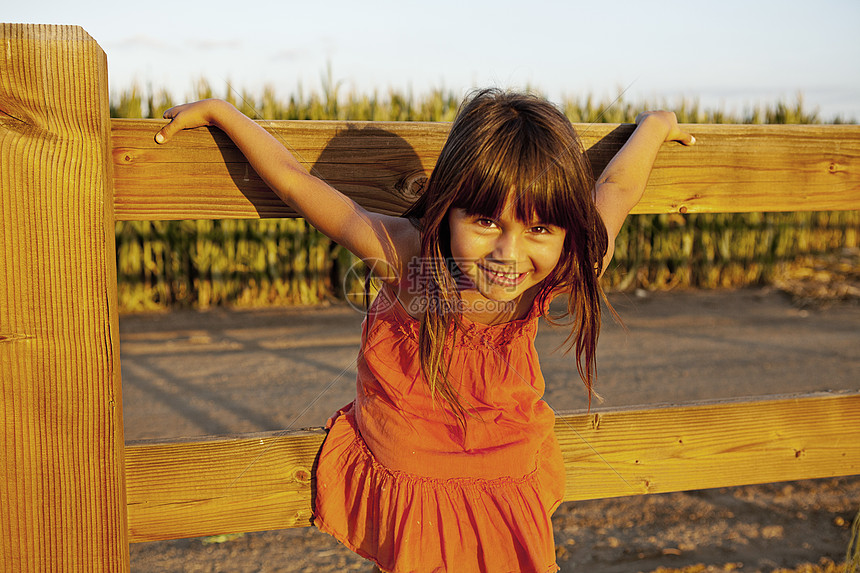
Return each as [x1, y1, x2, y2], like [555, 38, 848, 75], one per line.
[402, 88, 609, 418]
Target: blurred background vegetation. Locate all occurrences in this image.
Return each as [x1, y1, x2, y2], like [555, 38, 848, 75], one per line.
[111, 80, 858, 313]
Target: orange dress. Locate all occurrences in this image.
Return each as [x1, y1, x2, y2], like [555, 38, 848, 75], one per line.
[314, 285, 565, 573]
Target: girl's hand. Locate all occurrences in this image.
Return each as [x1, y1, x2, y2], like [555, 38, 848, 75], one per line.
[634, 110, 696, 146]
[155, 99, 227, 144]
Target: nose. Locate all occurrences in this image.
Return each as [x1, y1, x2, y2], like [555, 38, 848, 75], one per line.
[491, 232, 518, 264]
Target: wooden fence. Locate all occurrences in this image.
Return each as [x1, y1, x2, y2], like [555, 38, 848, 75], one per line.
[1, 24, 858, 570]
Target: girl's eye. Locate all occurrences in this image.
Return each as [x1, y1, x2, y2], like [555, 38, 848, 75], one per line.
[475, 218, 496, 228]
[530, 225, 550, 234]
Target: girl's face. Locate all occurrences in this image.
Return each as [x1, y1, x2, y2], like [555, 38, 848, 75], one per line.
[447, 196, 566, 307]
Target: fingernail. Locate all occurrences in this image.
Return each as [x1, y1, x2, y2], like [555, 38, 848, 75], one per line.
[155, 133, 164, 144]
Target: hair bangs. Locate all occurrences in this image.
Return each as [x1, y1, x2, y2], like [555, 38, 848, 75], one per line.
[452, 132, 580, 232]
[511, 153, 577, 230]
[451, 126, 588, 228]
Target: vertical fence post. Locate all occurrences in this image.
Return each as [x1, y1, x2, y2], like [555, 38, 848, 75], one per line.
[0, 24, 127, 570]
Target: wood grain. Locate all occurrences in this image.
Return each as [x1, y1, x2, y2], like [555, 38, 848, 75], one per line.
[125, 432, 324, 542]
[125, 391, 860, 542]
[0, 24, 127, 570]
[555, 392, 860, 500]
[112, 119, 860, 221]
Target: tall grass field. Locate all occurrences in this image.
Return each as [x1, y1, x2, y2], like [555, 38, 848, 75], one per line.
[111, 81, 858, 312]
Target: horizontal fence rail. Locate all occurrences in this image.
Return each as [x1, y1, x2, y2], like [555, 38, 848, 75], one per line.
[125, 391, 860, 542]
[112, 120, 860, 220]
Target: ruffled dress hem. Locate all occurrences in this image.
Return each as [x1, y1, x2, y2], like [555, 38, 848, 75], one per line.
[314, 405, 563, 573]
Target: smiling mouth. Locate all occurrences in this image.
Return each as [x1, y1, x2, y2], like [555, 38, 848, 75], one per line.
[478, 265, 527, 288]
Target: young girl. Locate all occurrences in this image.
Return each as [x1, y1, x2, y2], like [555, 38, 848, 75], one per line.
[156, 89, 694, 573]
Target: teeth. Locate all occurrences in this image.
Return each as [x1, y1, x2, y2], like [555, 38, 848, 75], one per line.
[483, 267, 523, 284]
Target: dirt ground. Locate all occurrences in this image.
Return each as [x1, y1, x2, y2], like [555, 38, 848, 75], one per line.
[121, 283, 860, 572]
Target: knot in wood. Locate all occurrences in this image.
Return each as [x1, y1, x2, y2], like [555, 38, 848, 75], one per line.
[293, 468, 311, 483]
[395, 172, 428, 202]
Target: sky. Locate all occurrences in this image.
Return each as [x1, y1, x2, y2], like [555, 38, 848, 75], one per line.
[8, 0, 860, 121]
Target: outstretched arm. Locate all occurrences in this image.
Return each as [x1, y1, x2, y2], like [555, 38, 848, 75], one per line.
[155, 99, 416, 281]
[595, 111, 695, 273]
